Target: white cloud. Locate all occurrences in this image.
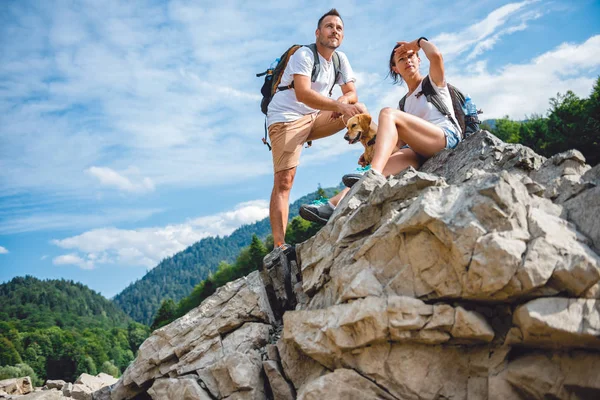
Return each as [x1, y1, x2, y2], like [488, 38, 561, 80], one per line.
[433, 1, 541, 60]
[0, 208, 163, 235]
[0, 246, 8, 254]
[53, 253, 95, 270]
[51, 199, 269, 269]
[448, 35, 600, 120]
[86, 166, 155, 193]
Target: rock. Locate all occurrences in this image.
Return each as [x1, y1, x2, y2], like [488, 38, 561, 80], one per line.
[297, 369, 396, 400]
[108, 131, 600, 400]
[276, 338, 329, 391]
[45, 381, 66, 390]
[94, 374, 117, 387]
[263, 360, 295, 400]
[509, 297, 600, 349]
[148, 377, 212, 400]
[260, 246, 302, 320]
[283, 296, 495, 370]
[112, 271, 274, 399]
[75, 374, 104, 392]
[530, 149, 591, 203]
[222, 322, 270, 355]
[62, 383, 73, 397]
[12, 389, 66, 399]
[420, 130, 545, 184]
[91, 385, 112, 400]
[71, 383, 93, 400]
[490, 350, 600, 399]
[0, 377, 33, 395]
[562, 163, 600, 252]
[196, 351, 264, 399]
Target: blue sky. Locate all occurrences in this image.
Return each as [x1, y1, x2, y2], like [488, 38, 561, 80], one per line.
[1, 0, 599, 298]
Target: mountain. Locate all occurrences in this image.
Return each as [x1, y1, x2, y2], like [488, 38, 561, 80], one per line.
[0, 276, 132, 331]
[113, 185, 343, 325]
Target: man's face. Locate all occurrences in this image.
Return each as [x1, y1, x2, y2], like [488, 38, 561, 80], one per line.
[316, 15, 344, 50]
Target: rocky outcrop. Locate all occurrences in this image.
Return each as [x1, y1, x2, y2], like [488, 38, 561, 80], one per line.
[0, 373, 117, 400]
[0, 377, 32, 396]
[105, 131, 600, 399]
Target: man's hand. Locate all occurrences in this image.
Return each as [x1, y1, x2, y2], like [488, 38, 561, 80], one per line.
[331, 96, 350, 120]
[338, 102, 366, 119]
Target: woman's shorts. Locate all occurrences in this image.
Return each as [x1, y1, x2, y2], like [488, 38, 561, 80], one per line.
[443, 126, 461, 149]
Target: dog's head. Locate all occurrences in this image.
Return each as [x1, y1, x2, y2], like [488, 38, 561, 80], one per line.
[344, 113, 372, 145]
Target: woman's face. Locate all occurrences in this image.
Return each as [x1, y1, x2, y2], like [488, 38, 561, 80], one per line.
[393, 51, 419, 78]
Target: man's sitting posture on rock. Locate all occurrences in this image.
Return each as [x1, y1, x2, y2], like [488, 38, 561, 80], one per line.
[264, 8, 365, 264]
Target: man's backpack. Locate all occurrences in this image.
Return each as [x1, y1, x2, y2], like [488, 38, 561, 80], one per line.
[257, 43, 341, 115]
[398, 76, 481, 138]
[256, 44, 341, 150]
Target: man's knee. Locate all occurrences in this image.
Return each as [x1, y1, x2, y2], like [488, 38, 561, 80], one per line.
[273, 169, 295, 193]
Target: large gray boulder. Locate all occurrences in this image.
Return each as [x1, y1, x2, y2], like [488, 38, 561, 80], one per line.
[106, 131, 600, 399]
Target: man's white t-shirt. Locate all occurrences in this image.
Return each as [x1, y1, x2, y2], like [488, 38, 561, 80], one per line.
[403, 76, 459, 134]
[267, 46, 356, 127]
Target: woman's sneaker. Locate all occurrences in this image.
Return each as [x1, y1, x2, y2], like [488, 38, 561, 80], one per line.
[299, 197, 334, 224]
[342, 165, 371, 188]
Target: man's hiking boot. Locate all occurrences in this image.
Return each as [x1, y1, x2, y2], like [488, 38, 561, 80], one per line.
[342, 165, 372, 188]
[299, 197, 334, 224]
[263, 243, 295, 269]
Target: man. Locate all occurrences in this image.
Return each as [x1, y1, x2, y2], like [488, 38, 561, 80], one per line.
[264, 9, 364, 263]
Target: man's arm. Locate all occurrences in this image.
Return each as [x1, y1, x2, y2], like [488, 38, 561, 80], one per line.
[338, 81, 358, 104]
[293, 74, 362, 118]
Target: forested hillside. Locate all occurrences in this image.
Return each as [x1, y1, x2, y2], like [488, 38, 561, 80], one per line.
[0, 277, 150, 384]
[0, 276, 131, 331]
[113, 185, 342, 325]
[482, 76, 599, 165]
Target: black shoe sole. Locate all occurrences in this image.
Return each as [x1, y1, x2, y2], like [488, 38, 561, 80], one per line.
[299, 207, 330, 224]
[342, 175, 361, 188]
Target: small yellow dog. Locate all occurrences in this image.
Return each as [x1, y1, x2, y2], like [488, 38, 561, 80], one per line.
[343, 113, 377, 164]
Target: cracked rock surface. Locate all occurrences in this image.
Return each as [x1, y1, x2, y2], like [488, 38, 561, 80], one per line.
[105, 132, 600, 400]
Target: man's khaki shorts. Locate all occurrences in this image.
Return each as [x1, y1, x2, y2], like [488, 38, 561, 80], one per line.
[268, 111, 346, 173]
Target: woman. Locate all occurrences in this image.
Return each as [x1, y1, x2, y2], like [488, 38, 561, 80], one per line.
[299, 37, 461, 224]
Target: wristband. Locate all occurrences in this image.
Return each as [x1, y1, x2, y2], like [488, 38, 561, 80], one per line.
[417, 37, 428, 48]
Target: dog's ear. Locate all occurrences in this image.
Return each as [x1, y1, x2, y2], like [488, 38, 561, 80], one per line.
[357, 114, 372, 130]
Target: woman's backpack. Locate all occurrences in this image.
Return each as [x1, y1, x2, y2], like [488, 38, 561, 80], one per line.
[398, 76, 481, 138]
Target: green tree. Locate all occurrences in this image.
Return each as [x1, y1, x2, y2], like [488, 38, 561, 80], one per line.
[493, 116, 521, 143]
[316, 184, 326, 199]
[0, 337, 22, 366]
[100, 360, 120, 378]
[0, 363, 43, 387]
[150, 299, 177, 331]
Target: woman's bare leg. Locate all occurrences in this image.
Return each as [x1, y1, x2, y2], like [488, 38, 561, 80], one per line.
[371, 108, 446, 173]
[382, 148, 421, 176]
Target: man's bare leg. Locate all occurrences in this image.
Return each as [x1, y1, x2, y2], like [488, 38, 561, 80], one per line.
[269, 167, 297, 247]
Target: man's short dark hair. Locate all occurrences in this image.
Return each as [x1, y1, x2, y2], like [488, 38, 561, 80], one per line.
[317, 9, 343, 29]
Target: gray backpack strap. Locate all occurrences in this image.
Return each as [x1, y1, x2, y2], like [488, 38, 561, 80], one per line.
[307, 43, 320, 83]
[307, 43, 340, 97]
[398, 95, 407, 111]
[330, 51, 341, 96]
[421, 76, 462, 133]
